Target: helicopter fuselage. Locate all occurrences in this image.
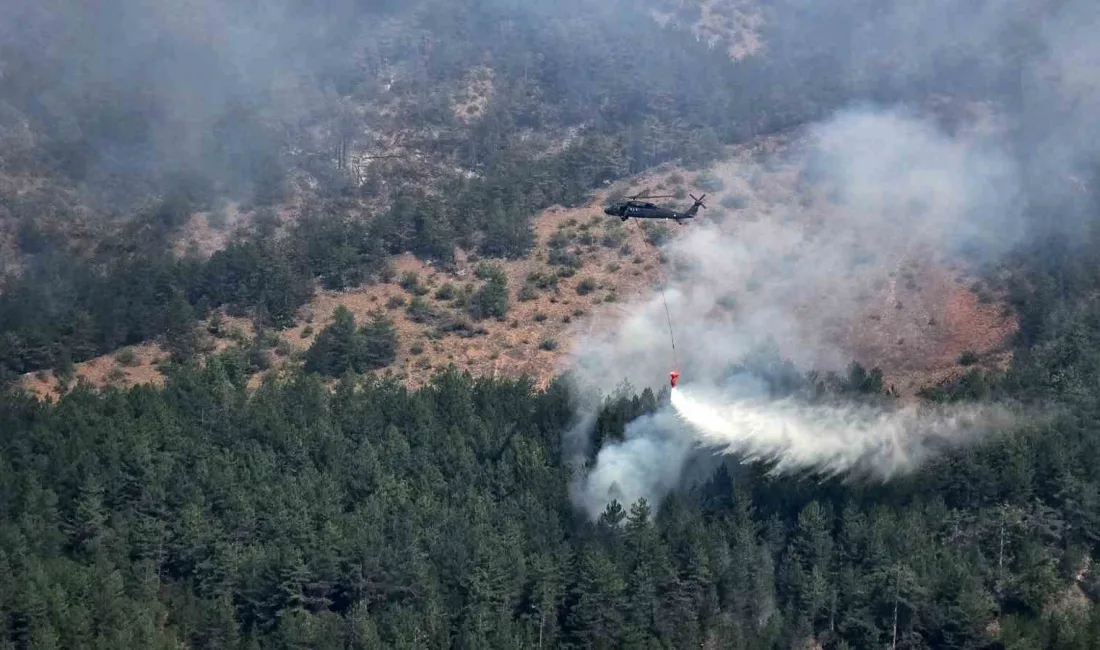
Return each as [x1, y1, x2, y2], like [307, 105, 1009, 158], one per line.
[604, 202, 693, 222]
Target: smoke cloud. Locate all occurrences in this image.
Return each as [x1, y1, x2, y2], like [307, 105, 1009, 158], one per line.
[566, 104, 1024, 400]
[564, 0, 1100, 517]
[566, 106, 1029, 519]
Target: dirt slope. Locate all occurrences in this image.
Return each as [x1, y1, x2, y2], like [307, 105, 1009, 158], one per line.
[17, 137, 1017, 400]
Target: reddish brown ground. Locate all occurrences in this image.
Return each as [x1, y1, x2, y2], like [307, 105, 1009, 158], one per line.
[20, 343, 169, 401]
[844, 259, 1016, 395]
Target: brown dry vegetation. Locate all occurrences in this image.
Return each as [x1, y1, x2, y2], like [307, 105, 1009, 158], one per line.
[843, 259, 1017, 395]
[453, 66, 495, 124]
[171, 202, 249, 258]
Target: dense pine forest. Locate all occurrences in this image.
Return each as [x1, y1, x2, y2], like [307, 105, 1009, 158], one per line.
[4, 0, 1100, 647]
[5, 239, 1100, 648]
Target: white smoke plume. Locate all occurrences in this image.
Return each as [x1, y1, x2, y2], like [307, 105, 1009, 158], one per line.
[564, 104, 1030, 520]
[565, 0, 1100, 518]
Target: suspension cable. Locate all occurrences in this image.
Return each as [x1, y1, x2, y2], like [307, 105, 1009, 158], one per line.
[633, 220, 678, 370]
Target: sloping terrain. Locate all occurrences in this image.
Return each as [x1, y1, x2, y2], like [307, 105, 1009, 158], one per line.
[650, 0, 764, 60]
[18, 131, 1017, 400]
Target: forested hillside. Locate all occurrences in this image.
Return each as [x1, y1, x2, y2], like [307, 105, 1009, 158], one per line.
[3, 0, 1100, 647]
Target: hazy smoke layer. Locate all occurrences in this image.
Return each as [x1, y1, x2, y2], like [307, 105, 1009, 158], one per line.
[564, 104, 1027, 518]
[571, 407, 698, 518]
[567, 0, 1100, 520]
[670, 386, 1012, 480]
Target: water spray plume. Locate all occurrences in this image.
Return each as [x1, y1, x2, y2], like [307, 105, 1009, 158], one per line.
[670, 384, 1016, 480]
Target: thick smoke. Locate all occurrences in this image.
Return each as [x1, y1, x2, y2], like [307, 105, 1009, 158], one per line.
[567, 105, 1024, 397]
[565, 0, 1100, 518]
[0, 0, 409, 204]
[565, 104, 1028, 518]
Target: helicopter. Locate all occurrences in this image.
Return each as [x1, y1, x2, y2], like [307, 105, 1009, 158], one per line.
[603, 190, 706, 225]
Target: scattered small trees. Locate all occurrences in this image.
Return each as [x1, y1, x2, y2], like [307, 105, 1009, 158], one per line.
[468, 264, 509, 320]
[303, 306, 397, 376]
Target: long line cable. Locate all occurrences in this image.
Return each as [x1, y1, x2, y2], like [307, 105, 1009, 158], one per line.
[633, 219, 678, 369]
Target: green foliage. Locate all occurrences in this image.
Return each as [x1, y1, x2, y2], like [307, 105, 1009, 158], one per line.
[644, 223, 670, 247]
[694, 169, 725, 192]
[302, 306, 397, 376]
[114, 348, 139, 367]
[474, 261, 506, 282]
[518, 283, 538, 302]
[468, 270, 509, 320]
[406, 296, 438, 324]
[480, 198, 535, 259]
[601, 228, 626, 249]
[434, 283, 456, 300]
[526, 270, 558, 290]
[5, 1, 1100, 646]
[399, 271, 428, 296]
[576, 278, 597, 296]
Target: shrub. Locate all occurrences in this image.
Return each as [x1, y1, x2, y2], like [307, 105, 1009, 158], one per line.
[539, 337, 558, 351]
[958, 350, 980, 366]
[406, 296, 438, 323]
[468, 272, 509, 320]
[644, 224, 670, 247]
[379, 262, 396, 283]
[435, 283, 456, 300]
[548, 247, 580, 267]
[548, 232, 570, 249]
[475, 261, 503, 280]
[694, 170, 725, 192]
[602, 228, 625, 248]
[400, 271, 428, 295]
[576, 279, 597, 295]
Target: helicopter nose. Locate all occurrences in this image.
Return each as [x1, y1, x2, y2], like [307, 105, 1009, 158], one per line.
[604, 207, 615, 216]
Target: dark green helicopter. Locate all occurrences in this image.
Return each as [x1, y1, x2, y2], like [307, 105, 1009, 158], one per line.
[603, 190, 706, 225]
